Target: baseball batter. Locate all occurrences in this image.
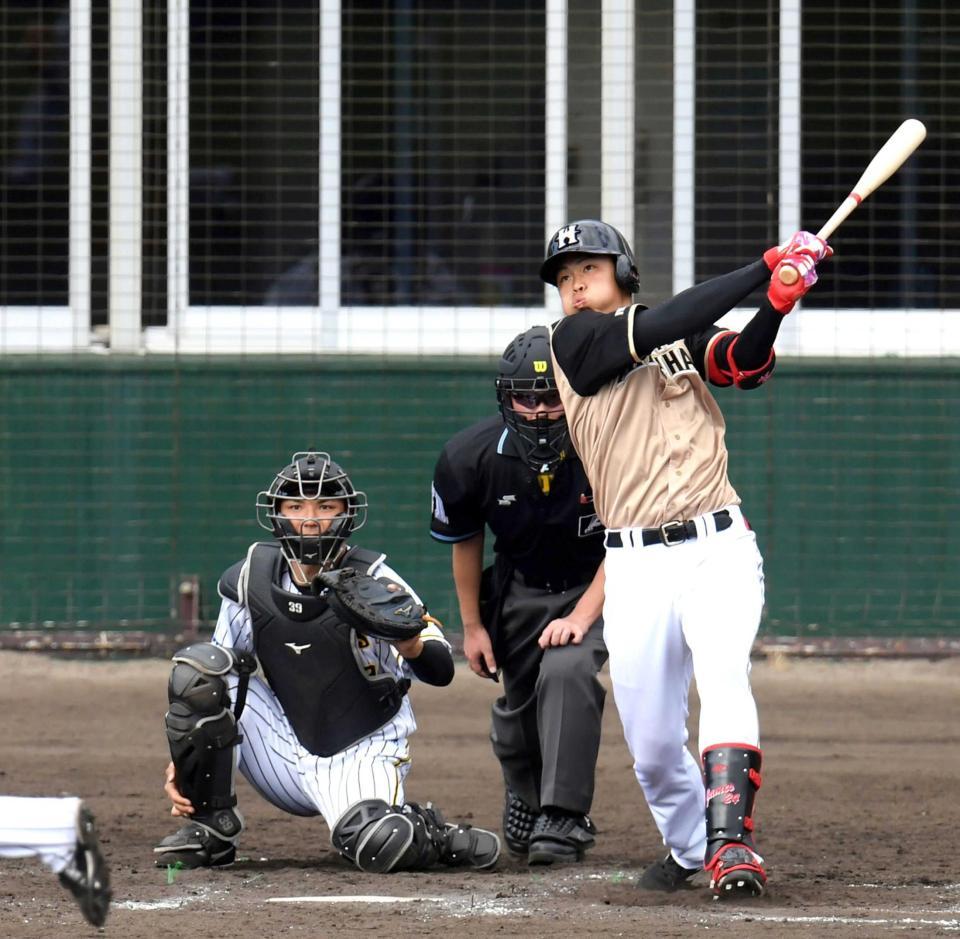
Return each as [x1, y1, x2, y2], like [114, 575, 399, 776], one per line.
[154, 450, 500, 874]
[0, 796, 111, 926]
[541, 220, 831, 898]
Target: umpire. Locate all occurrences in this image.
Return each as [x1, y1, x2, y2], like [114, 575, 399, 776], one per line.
[430, 326, 607, 865]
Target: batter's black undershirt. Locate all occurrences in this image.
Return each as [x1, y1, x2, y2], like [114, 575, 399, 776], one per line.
[553, 258, 776, 395]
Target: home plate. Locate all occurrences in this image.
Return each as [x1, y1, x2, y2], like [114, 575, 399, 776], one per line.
[268, 895, 445, 905]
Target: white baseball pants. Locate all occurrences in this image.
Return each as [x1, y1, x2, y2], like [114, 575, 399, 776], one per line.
[0, 796, 81, 873]
[602, 505, 764, 869]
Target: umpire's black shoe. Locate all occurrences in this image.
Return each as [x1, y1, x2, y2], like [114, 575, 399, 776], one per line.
[502, 789, 538, 856]
[153, 808, 243, 869]
[527, 808, 596, 865]
[58, 804, 112, 927]
[637, 853, 700, 892]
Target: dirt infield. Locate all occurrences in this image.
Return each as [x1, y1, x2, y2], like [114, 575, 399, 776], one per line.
[2, 651, 959, 937]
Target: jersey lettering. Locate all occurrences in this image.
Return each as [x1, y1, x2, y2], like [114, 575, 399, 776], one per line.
[646, 341, 696, 381]
[288, 600, 303, 614]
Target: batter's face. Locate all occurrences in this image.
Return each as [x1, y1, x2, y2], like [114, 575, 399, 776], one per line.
[510, 390, 565, 421]
[555, 254, 631, 315]
[279, 497, 347, 535]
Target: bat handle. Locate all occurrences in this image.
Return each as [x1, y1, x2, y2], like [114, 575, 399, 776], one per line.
[778, 265, 800, 286]
[775, 194, 860, 285]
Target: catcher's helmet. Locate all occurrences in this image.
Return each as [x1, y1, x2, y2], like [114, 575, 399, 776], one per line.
[256, 451, 368, 569]
[495, 326, 570, 474]
[539, 219, 640, 294]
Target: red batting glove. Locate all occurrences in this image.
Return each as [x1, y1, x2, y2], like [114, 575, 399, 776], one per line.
[767, 253, 819, 314]
[763, 231, 833, 270]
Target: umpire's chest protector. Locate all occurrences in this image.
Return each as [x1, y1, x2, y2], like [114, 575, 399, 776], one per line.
[229, 543, 409, 758]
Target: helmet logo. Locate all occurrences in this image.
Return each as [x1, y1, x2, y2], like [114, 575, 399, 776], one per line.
[554, 223, 581, 250]
[533, 359, 548, 373]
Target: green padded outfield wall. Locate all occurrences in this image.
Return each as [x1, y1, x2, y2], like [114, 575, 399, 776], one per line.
[1, 357, 958, 637]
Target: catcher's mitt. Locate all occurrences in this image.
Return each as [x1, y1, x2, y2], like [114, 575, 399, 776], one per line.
[313, 568, 426, 642]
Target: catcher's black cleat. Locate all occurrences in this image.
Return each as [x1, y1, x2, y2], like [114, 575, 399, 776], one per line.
[153, 808, 243, 869]
[707, 844, 767, 899]
[502, 789, 537, 856]
[58, 804, 112, 928]
[637, 853, 700, 892]
[527, 809, 596, 865]
[439, 822, 502, 870]
[411, 803, 501, 870]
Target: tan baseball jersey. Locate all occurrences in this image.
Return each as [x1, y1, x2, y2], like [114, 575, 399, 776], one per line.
[549, 258, 776, 529]
[553, 327, 738, 529]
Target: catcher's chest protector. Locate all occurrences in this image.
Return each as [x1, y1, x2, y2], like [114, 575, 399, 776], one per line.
[242, 543, 409, 757]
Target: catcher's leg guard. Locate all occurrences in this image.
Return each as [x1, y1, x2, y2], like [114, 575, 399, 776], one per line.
[164, 643, 242, 815]
[155, 643, 248, 868]
[703, 744, 766, 899]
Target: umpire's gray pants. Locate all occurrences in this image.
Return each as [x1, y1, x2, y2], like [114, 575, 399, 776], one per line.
[489, 575, 607, 815]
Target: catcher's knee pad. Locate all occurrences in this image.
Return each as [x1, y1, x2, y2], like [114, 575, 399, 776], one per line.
[165, 643, 243, 814]
[331, 799, 417, 874]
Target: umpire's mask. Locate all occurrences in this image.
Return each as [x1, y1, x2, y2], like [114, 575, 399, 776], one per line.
[495, 326, 570, 476]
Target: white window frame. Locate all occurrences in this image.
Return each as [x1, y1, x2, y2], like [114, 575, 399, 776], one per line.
[0, 0, 90, 353]
[147, 0, 545, 356]
[3, 0, 954, 357]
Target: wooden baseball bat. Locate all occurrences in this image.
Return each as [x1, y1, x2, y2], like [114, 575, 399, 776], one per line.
[778, 118, 927, 285]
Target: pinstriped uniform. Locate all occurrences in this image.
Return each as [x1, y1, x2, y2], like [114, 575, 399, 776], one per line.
[212, 555, 447, 829]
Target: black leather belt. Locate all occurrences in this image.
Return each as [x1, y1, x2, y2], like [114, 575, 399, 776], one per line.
[605, 510, 733, 549]
[513, 569, 594, 592]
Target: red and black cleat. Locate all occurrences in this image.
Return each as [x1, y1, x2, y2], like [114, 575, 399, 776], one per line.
[707, 842, 767, 899]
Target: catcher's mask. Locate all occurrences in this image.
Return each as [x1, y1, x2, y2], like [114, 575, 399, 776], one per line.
[539, 219, 640, 294]
[256, 451, 368, 569]
[495, 326, 570, 474]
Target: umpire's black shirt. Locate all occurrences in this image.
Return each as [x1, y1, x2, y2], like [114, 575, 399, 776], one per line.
[430, 415, 605, 588]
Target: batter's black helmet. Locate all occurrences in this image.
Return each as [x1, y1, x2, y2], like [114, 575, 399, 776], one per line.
[539, 219, 640, 293]
[256, 451, 368, 569]
[495, 326, 570, 474]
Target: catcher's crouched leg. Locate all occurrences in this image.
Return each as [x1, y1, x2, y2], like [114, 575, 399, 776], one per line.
[154, 642, 248, 869]
[332, 799, 501, 873]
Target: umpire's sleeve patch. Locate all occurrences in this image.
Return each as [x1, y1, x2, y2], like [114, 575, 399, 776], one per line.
[431, 482, 450, 525]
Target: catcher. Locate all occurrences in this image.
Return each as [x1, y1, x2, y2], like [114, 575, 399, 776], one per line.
[154, 450, 500, 874]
